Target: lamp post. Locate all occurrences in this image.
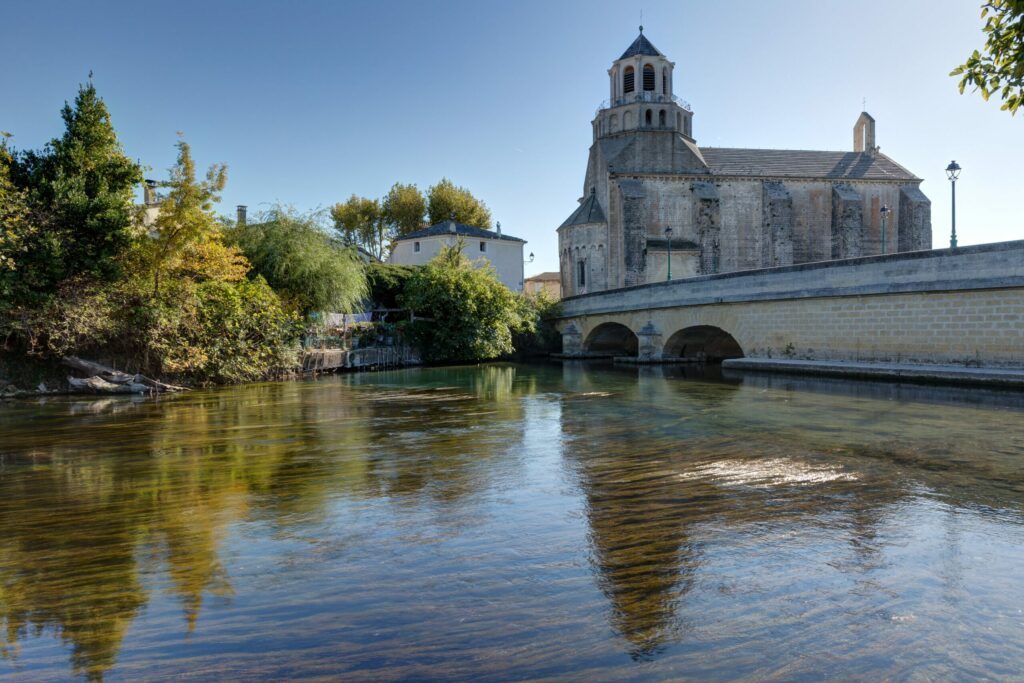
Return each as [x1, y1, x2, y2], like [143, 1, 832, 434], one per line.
[524, 252, 534, 264]
[946, 160, 961, 249]
[879, 204, 890, 255]
[664, 226, 673, 281]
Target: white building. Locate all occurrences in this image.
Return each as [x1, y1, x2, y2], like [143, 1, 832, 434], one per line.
[389, 219, 528, 291]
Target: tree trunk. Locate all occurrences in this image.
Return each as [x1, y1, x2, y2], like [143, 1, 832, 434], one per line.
[62, 356, 188, 394]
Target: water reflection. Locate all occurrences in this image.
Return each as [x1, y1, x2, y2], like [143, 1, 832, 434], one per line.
[1, 364, 1024, 680]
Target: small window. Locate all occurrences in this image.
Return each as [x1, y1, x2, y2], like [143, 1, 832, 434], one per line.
[623, 66, 635, 94]
[645, 109, 652, 126]
[414, 241, 420, 252]
[577, 259, 586, 287]
[662, 68, 667, 94]
[479, 241, 487, 252]
[643, 64, 655, 91]
[659, 109, 666, 127]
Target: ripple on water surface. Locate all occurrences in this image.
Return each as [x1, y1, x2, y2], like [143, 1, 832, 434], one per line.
[1, 363, 1024, 681]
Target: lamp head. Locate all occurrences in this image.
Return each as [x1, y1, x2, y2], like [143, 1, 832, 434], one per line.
[945, 160, 961, 181]
[880, 204, 890, 216]
[664, 226, 673, 238]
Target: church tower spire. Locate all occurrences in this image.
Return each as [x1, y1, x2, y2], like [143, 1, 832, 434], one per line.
[594, 28, 694, 141]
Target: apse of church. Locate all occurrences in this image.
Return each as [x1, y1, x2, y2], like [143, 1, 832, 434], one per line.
[557, 28, 932, 297]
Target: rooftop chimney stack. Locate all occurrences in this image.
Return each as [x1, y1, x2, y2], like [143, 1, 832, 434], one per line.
[143, 179, 157, 205]
[496, 221, 502, 236]
[237, 205, 247, 225]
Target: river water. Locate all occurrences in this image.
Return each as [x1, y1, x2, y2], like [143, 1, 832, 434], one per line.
[2, 363, 1024, 681]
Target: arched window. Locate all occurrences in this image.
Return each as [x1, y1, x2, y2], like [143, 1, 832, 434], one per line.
[623, 110, 633, 129]
[677, 112, 682, 131]
[659, 109, 666, 127]
[643, 64, 655, 91]
[610, 113, 619, 133]
[645, 109, 652, 126]
[623, 66, 635, 94]
[662, 68, 668, 94]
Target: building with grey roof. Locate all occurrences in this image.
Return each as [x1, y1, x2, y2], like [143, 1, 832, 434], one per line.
[558, 27, 931, 297]
[390, 219, 527, 291]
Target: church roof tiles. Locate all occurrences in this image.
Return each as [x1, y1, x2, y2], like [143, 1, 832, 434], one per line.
[619, 31, 664, 59]
[700, 148, 919, 181]
[560, 190, 607, 227]
[397, 220, 526, 243]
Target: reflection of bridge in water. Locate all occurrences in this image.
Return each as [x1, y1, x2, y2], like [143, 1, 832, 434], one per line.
[555, 241, 1024, 385]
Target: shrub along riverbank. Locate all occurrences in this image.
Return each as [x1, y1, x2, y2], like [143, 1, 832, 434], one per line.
[0, 81, 557, 394]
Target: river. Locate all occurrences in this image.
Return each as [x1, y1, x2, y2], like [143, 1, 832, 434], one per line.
[2, 363, 1024, 681]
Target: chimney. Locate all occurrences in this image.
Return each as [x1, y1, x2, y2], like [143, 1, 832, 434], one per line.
[237, 205, 247, 225]
[496, 221, 502, 236]
[143, 179, 157, 205]
[449, 212, 457, 233]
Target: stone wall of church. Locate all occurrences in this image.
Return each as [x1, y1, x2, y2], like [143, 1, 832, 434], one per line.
[559, 221, 610, 297]
[588, 174, 931, 292]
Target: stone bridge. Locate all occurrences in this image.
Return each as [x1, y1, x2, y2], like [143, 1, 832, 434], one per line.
[556, 241, 1024, 372]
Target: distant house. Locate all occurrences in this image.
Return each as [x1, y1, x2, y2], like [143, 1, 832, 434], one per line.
[389, 219, 527, 291]
[524, 271, 562, 299]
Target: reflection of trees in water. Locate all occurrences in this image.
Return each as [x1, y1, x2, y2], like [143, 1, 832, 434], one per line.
[558, 363, 911, 660]
[0, 371, 530, 679]
[360, 366, 526, 505]
[560, 393, 707, 658]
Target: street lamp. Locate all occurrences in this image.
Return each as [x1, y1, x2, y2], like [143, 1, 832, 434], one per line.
[664, 226, 673, 281]
[525, 252, 535, 263]
[946, 160, 961, 249]
[879, 204, 890, 255]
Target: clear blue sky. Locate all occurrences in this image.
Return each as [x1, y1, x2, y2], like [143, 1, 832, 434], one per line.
[2, 0, 1020, 276]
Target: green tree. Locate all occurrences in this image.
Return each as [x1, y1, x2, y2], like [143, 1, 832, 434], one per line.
[401, 242, 528, 362]
[381, 182, 426, 237]
[330, 194, 390, 259]
[0, 133, 37, 304]
[230, 205, 368, 317]
[140, 137, 237, 296]
[951, 1, 1024, 115]
[426, 178, 493, 227]
[20, 79, 143, 285]
[151, 277, 301, 384]
[366, 262, 417, 309]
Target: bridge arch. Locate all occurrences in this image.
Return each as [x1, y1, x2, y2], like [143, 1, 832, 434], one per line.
[584, 322, 638, 356]
[663, 325, 743, 362]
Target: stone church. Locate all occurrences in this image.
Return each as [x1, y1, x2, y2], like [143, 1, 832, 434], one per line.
[558, 28, 932, 297]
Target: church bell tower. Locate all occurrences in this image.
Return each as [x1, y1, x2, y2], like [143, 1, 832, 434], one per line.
[593, 26, 694, 141]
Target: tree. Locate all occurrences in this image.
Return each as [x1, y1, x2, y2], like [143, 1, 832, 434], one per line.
[141, 137, 241, 297]
[230, 205, 368, 317]
[381, 182, 426, 237]
[330, 195, 390, 259]
[426, 178, 493, 227]
[365, 262, 417, 309]
[0, 133, 36, 304]
[951, 1, 1024, 115]
[20, 79, 142, 284]
[401, 242, 529, 362]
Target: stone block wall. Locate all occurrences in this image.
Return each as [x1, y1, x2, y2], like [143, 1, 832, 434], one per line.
[831, 184, 864, 259]
[898, 185, 932, 251]
[762, 181, 794, 267]
[619, 179, 648, 287]
[692, 181, 721, 274]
